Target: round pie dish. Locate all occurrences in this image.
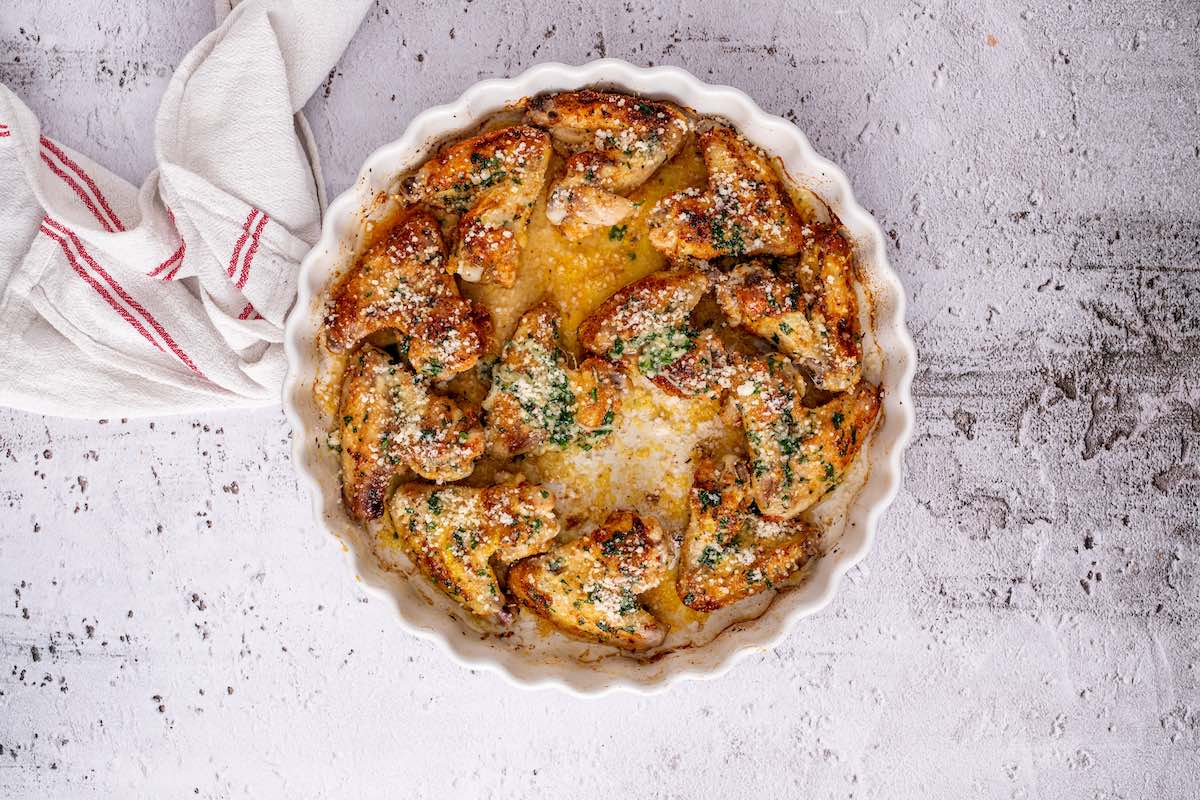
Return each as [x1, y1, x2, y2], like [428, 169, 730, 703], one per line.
[282, 59, 916, 695]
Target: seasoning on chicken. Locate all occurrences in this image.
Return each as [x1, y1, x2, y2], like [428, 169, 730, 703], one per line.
[527, 90, 690, 241]
[324, 208, 491, 379]
[386, 482, 559, 623]
[677, 455, 820, 611]
[716, 230, 862, 391]
[338, 345, 485, 520]
[482, 302, 622, 458]
[578, 268, 709, 355]
[577, 267, 730, 397]
[508, 511, 670, 650]
[401, 125, 552, 287]
[648, 123, 806, 260]
[732, 354, 881, 519]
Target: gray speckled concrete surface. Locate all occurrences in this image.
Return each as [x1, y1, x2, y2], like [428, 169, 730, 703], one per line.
[2, 1, 1198, 797]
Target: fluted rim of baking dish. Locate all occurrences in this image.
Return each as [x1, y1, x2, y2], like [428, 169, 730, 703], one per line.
[282, 59, 916, 696]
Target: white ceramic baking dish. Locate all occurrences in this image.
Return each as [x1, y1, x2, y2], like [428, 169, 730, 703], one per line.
[282, 59, 916, 695]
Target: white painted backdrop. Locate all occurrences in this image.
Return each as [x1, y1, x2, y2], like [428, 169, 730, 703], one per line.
[2, 2, 1197, 797]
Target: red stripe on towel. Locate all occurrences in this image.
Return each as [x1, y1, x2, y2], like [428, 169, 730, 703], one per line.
[236, 211, 268, 289]
[227, 209, 258, 278]
[40, 224, 164, 354]
[149, 241, 186, 278]
[40, 136, 125, 232]
[43, 216, 206, 379]
[40, 152, 114, 233]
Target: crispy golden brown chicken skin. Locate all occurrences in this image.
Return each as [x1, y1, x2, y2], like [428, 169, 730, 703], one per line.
[508, 511, 670, 650]
[527, 90, 690, 241]
[648, 123, 806, 260]
[646, 328, 730, 398]
[732, 354, 881, 519]
[716, 230, 862, 391]
[577, 268, 731, 398]
[338, 345, 485, 520]
[401, 125, 552, 287]
[677, 455, 820, 611]
[324, 208, 491, 378]
[577, 268, 709, 355]
[386, 482, 559, 623]
[482, 302, 622, 458]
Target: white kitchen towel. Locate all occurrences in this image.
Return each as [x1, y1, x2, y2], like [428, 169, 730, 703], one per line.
[0, 0, 371, 417]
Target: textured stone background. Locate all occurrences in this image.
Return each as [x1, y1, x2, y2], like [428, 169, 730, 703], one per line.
[2, 1, 1198, 797]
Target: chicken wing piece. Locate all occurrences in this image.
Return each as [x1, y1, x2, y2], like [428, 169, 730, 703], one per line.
[577, 268, 709, 355]
[338, 345, 485, 520]
[324, 208, 491, 378]
[527, 90, 691, 241]
[508, 511, 670, 650]
[732, 355, 882, 519]
[401, 125, 552, 287]
[648, 123, 806, 260]
[387, 482, 559, 623]
[677, 455, 820, 611]
[646, 328, 732, 399]
[716, 230, 862, 391]
[482, 302, 622, 458]
[576, 267, 731, 398]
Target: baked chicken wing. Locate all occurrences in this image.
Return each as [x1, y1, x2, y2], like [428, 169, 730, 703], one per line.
[386, 482, 559, 623]
[716, 230, 862, 391]
[644, 328, 730, 398]
[577, 268, 729, 397]
[677, 455, 820, 611]
[577, 268, 709, 355]
[648, 123, 806, 260]
[338, 345, 485, 520]
[527, 90, 690, 240]
[482, 302, 622, 458]
[401, 125, 552, 287]
[732, 355, 881, 519]
[324, 208, 490, 378]
[508, 511, 670, 650]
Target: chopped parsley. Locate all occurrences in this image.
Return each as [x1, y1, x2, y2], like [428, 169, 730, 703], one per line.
[634, 326, 695, 378]
[698, 545, 723, 569]
[698, 489, 722, 511]
[711, 218, 747, 255]
[617, 591, 639, 616]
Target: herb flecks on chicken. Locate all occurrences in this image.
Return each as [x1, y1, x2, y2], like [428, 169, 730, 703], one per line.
[402, 125, 552, 287]
[482, 302, 622, 459]
[508, 511, 670, 650]
[716, 230, 862, 391]
[733, 354, 881, 519]
[577, 268, 732, 397]
[386, 482, 559, 623]
[338, 345, 485, 520]
[678, 455, 820, 611]
[324, 207, 491, 379]
[648, 123, 807, 260]
[528, 90, 690, 241]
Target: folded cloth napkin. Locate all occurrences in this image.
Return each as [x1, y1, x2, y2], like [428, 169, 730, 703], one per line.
[0, 0, 371, 417]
